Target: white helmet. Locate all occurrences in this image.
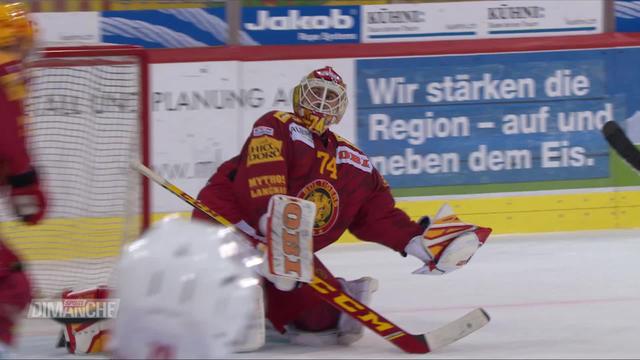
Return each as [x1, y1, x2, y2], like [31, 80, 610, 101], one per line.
[110, 216, 263, 359]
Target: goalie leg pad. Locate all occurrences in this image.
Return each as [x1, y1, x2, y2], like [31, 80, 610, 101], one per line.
[229, 283, 266, 353]
[284, 276, 379, 347]
[264, 257, 341, 334]
[286, 327, 340, 346]
[337, 276, 379, 345]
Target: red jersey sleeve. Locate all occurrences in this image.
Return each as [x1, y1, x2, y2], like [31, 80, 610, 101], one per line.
[348, 169, 424, 252]
[192, 155, 244, 225]
[232, 111, 291, 224]
[0, 56, 32, 177]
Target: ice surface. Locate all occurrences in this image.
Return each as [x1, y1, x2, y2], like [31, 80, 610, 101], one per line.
[12, 229, 640, 359]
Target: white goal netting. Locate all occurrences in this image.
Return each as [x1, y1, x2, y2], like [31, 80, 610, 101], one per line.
[0, 47, 148, 299]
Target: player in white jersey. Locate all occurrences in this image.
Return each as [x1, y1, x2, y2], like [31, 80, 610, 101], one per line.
[110, 217, 265, 359]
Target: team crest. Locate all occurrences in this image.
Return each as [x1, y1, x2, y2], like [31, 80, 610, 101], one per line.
[297, 179, 339, 235]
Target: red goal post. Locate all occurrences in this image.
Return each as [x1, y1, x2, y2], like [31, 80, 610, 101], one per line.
[1, 45, 151, 298]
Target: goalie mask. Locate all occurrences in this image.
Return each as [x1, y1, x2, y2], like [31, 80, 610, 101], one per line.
[110, 217, 264, 359]
[293, 66, 348, 135]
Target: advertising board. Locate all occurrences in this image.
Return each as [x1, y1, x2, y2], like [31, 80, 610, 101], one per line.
[361, 1, 602, 43]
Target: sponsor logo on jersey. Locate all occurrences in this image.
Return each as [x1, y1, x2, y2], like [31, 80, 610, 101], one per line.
[289, 122, 314, 148]
[253, 126, 274, 137]
[247, 136, 284, 166]
[297, 179, 339, 235]
[336, 146, 373, 173]
[245, 9, 355, 31]
[248, 174, 287, 198]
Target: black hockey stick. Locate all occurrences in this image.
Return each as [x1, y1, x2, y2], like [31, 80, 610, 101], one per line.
[602, 121, 640, 172]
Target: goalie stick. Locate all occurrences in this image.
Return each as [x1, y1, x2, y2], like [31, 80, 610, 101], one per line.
[132, 161, 490, 354]
[602, 121, 640, 172]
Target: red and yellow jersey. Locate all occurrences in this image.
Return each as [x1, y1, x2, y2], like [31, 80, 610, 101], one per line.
[0, 51, 31, 182]
[194, 110, 423, 253]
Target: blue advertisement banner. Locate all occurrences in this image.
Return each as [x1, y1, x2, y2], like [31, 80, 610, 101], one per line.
[101, 8, 227, 48]
[616, 1, 640, 32]
[241, 6, 360, 45]
[356, 48, 640, 188]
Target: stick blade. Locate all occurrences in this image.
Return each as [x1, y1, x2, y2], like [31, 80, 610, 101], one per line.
[424, 308, 490, 352]
[602, 121, 640, 172]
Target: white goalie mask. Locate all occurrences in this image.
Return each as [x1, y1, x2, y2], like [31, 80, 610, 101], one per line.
[293, 66, 348, 135]
[110, 217, 263, 359]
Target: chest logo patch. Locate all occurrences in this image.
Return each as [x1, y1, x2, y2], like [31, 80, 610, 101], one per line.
[297, 179, 339, 235]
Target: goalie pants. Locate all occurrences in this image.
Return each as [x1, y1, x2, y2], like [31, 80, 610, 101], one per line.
[264, 257, 342, 334]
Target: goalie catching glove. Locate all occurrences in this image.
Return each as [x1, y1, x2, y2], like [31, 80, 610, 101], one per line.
[404, 204, 491, 275]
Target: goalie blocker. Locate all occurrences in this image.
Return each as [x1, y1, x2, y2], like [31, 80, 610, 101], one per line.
[258, 195, 315, 291]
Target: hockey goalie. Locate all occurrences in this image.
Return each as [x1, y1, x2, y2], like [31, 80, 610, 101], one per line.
[59, 66, 491, 357]
[192, 66, 493, 348]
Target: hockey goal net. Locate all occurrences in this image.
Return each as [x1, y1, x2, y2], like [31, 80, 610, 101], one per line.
[0, 45, 150, 299]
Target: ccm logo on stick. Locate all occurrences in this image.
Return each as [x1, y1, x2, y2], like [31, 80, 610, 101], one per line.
[310, 276, 396, 333]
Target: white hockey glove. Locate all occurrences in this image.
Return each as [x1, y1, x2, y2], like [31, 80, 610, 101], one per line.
[404, 204, 492, 275]
[257, 194, 316, 291]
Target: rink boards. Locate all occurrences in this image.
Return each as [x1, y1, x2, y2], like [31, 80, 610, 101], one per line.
[6, 187, 640, 262]
[159, 187, 640, 244]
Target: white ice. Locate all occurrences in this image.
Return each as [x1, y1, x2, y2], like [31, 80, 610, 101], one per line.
[12, 229, 640, 359]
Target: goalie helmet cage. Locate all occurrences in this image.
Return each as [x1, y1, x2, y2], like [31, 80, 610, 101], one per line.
[0, 45, 150, 299]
